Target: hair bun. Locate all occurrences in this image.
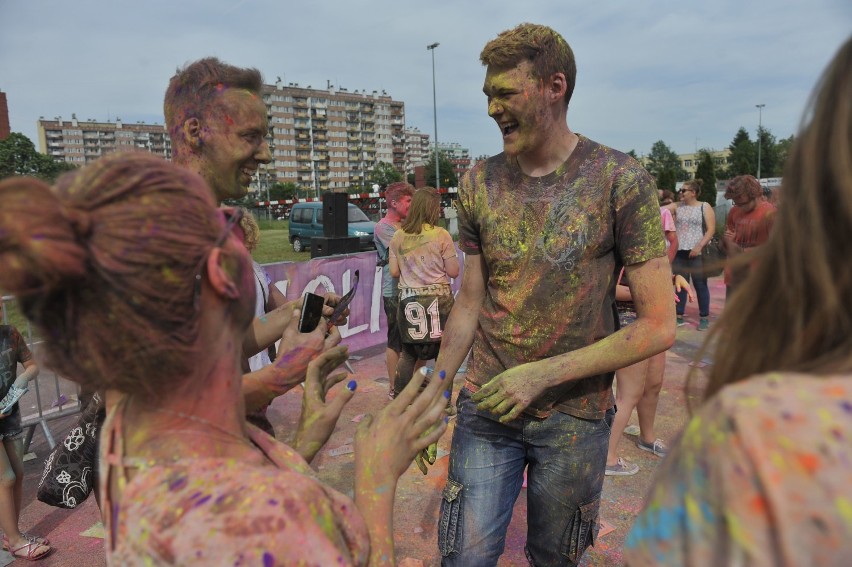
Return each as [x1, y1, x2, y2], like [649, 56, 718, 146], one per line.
[65, 208, 93, 239]
[0, 177, 89, 297]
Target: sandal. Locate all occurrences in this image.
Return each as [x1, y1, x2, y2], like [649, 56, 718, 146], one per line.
[2, 533, 49, 550]
[10, 540, 51, 561]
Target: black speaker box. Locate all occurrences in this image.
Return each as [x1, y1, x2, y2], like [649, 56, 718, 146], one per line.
[323, 191, 349, 238]
[311, 236, 360, 258]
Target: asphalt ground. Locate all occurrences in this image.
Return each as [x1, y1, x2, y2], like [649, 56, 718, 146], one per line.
[6, 276, 726, 566]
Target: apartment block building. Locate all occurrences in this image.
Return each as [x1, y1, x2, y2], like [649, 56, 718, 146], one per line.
[679, 149, 731, 179]
[438, 141, 472, 180]
[262, 82, 405, 195]
[404, 127, 431, 175]
[36, 115, 171, 164]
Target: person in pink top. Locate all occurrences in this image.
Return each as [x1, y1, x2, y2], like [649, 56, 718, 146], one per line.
[660, 206, 677, 264]
[626, 36, 852, 566]
[389, 187, 460, 397]
[0, 153, 449, 566]
[606, 207, 688, 476]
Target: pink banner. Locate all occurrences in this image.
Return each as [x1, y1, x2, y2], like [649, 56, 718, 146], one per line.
[264, 249, 464, 353]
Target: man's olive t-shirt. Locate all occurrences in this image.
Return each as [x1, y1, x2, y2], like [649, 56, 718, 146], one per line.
[456, 135, 665, 419]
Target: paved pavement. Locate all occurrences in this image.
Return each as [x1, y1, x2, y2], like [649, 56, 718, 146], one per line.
[9, 277, 727, 566]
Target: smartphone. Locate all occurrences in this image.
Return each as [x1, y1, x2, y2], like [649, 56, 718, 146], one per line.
[327, 270, 359, 331]
[298, 292, 326, 333]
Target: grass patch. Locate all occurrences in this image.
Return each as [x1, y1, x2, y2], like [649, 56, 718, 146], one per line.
[253, 223, 310, 264]
[1, 298, 38, 340]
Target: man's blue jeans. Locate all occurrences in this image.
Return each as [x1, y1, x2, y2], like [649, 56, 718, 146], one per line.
[439, 389, 613, 566]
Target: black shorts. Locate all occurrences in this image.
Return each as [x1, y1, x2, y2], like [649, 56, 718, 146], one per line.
[383, 296, 401, 352]
[0, 405, 23, 440]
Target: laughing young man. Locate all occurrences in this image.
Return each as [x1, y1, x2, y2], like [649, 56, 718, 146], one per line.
[164, 58, 342, 442]
[433, 24, 675, 566]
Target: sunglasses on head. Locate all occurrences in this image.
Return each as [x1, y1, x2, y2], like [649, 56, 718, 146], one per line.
[214, 207, 245, 248]
[193, 207, 246, 310]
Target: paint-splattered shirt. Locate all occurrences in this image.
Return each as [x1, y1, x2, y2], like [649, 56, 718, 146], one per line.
[625, 372, 852, 566]
[456, 135, 665, 419]
[103, 409, 369, 566]
[389, 225, 458, 290]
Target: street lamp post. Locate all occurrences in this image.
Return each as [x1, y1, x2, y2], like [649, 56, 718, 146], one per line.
[755, 103, 765, 180]
[427, 42, 440, 189]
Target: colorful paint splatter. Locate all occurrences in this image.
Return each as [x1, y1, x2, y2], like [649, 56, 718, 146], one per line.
[102, 396, 369, 566]
[625, 372, 852, 565]
[456, 134, 665, 419]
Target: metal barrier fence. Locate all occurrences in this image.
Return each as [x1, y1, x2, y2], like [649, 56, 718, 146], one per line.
[1, 295, 82, 452]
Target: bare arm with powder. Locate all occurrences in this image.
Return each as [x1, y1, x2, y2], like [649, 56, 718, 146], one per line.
[472, 255, 676, 422]
[290, 344, 355, 463]
[433, 253, 488, 386]
[354, 364, 449, 566]
[241, 296, 349, 413]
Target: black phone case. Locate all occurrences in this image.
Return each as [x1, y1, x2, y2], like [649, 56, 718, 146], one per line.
[298, 293, 325, 332]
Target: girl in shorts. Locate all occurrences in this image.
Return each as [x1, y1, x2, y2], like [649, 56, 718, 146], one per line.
[389, 188, 460, 397]
[0, 299, 50, 560]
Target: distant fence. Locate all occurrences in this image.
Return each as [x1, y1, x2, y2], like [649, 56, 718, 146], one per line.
[1, 295, 81, 452]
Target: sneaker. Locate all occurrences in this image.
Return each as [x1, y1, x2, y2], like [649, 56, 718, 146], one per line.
[697, 317, 710, 331]
[637, 438, 668, 457]
[605, 457, 639, 476]
[0, 384, 28, 415]
[623, 424, 640, 437]
[676, 315, 687, 326]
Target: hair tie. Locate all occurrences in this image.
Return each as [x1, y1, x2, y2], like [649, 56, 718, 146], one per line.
[66, 209, 93, 239]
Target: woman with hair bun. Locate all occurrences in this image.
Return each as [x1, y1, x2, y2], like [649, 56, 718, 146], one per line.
[0, 153, 449, 566]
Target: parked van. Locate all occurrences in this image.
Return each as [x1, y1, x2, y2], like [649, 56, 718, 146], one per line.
[288, 202, 376, 252]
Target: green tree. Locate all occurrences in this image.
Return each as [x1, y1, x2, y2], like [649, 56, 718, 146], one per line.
[726, 127, 755, 178]
[694, 150, 718, 204]
[407, 173, 416, 185]
[368, 161, 403, 190]
[424, 150, 458, 189]
[269, 182, 298, 201]
[0, 132, 76, 181]
[645, 140, 688, 191]
[626, 149, 639, 159]
[774, 135, 795, 177]
[755, 126, 779, 178]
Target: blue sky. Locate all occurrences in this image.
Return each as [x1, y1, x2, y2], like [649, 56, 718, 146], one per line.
[1, 0, 850, 159]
